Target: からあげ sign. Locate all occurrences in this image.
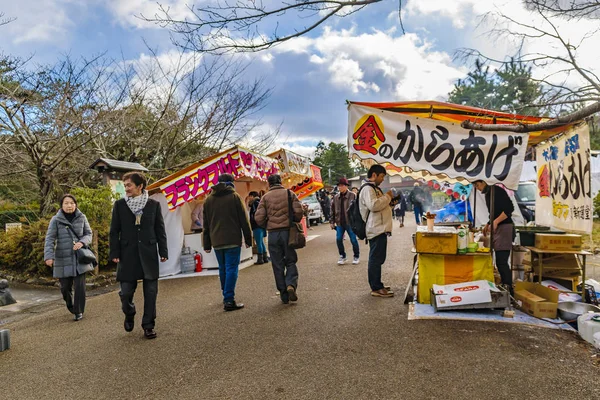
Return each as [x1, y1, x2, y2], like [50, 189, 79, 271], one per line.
[160, 147, 279, 210]
[535, 124, 592, 233]
[347, 104, 529, 190]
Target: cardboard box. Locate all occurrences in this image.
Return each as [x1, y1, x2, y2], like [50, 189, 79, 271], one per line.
[534, 233, 582, 251]
[416, 232, 457, 255]
[514, 282, 559, 319]
[432, 280, 493, 308]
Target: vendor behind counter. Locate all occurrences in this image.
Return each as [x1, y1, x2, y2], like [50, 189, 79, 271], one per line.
[473, 180, 514, 293]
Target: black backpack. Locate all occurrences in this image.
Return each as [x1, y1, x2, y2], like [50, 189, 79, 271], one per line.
[348, 183, 375, 240]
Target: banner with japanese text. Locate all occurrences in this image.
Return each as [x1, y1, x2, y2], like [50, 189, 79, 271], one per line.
[268, 149, 311, 177]
[535, 124, 592, 233]
[159, 147, 279, 210]
[347, 104, 529, 190]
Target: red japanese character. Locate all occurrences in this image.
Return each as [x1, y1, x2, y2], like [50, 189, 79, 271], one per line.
[353, 115, 385, 155]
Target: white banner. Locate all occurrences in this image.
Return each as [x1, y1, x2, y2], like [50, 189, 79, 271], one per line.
[535, 124, 592, 233]
[347, 104, 529, 189]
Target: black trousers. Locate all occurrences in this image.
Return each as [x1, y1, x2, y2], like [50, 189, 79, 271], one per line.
[495, 250, 513, 287]
[268, 230, 299, 300]
[119, 279, 158, 329]
[59, 274, 87, 315]
[368, 234, 387, 291]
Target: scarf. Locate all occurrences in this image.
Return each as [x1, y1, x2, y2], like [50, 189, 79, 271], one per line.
[126, 190, 149, 225]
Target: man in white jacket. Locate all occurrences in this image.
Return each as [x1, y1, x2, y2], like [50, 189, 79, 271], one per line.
[359, 164, 394, 298]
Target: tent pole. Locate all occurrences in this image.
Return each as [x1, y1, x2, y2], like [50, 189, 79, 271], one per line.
[490, 186, 495, 246]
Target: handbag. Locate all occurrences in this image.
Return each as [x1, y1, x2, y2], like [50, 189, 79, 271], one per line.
[287, 190, 306, 249]
[63, 224, 98, 266]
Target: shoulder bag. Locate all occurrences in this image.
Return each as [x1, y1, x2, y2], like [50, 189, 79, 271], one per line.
[63, 224, 98, 266]
[287, 190, 306, 249]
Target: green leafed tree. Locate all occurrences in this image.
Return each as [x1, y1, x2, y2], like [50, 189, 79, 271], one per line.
[312, 141, 356, 186]
[448, 58, 547, 116]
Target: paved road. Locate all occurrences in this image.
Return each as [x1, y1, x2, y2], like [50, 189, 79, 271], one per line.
[1, 217, 598, 399]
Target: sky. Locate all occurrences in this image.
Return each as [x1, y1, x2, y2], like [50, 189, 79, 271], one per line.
[1, 0, 597, 159]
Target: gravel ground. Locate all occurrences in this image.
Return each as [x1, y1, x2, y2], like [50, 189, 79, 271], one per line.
[1, 215, 598, 400]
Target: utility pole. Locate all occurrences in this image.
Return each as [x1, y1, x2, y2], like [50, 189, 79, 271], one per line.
[328, 168, 331, 185]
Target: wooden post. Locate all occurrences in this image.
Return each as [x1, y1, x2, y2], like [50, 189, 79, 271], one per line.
[92, 229, 99, 275]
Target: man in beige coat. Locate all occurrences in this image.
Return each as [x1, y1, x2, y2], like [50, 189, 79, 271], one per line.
[359, 165, 394, 298]
[254, 174, 304, 304]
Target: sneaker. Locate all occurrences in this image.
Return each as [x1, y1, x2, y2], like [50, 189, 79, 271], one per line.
[338, 256, 347, 265]
[352, 257, 360, 265]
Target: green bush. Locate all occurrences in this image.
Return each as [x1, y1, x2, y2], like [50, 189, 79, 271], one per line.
[0, 218, 52, 276]
[0, 186, 118, 276]
[0, 209, 40, 227]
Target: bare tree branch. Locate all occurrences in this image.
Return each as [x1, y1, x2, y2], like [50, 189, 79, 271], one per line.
[142, 0, 385, 54]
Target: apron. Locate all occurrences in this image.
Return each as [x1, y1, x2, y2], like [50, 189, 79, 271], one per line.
[493, 223, 514, 251]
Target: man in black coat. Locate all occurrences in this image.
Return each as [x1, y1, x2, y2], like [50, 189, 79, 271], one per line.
[109, 172, 168, 339]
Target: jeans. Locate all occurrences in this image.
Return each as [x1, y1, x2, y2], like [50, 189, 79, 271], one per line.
[368, 234, 387, 291]
[253, 228, 267, 254]
[336, 225, 360, 258]
[268, 230, 299, 301]
[119, 279, 158, 329]
[59, 273, 87, 314]
[215, 247, 242, 303]
[414, 205, 423, 224]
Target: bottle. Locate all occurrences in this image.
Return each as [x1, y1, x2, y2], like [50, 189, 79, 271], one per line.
[194, 252, 203, 273]
[457, 225, 468, 254]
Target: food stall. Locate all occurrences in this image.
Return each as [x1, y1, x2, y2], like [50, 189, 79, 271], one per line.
[147, 146, 279, 277]
[347, 101, 596, 325]
[269, 148, 324, 235]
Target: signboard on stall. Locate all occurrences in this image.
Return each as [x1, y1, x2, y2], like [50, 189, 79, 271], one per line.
[348, 104, 529, 190]
[158, 147, 279, 210]
[269, 149, 311, 177]
[292, 165, 324, 200]
[535, 124, 592, 233]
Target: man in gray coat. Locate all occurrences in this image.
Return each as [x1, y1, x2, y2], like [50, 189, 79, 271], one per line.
[109, 172, 168, 339]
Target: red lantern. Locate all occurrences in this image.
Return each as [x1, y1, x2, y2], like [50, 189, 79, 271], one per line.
[453, 192, 460, 199]
[434, 183, 440, 190]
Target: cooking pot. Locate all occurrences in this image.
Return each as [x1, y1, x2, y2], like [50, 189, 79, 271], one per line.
[557, 302, 600, 321]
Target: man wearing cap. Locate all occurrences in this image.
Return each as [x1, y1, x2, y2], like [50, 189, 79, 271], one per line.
[330, 177, 360, 265]
[410, 182, 426, 225]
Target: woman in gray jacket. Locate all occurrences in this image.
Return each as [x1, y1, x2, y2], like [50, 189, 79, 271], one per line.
[44, 194, 94, 321]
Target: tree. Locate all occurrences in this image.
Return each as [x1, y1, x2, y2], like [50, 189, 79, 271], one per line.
[312, 141, 356, 186]
[143, 0, 394, 54]
[448, 58, 547, 116]
[0, 49, 277, 215]
[458, 1, 600, 132]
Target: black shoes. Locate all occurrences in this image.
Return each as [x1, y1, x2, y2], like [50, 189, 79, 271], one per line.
[287, 285, 298, 302]
[144, 328, 157, 339]
[224, 301, 245, 312]
[124, 318, 134, 332]
[73, 313, 83, 321]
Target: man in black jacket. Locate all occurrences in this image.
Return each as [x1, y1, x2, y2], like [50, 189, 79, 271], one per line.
[109, 172, 168, 339]
[203, 174, 253, 312]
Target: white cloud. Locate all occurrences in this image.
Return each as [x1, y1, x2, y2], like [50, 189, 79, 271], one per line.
[265, 27, 466, 100]
[3, 0, 77, 44]
[104, 0, 194, 29]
